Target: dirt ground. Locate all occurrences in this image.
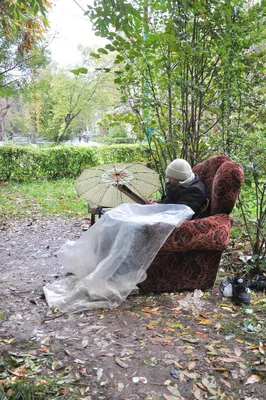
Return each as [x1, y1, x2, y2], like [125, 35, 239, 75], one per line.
[0, 217, 265, 400]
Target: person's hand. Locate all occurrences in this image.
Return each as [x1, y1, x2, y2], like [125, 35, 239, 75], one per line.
[89, 206, 99, 214]
[146, 198, 158, 204]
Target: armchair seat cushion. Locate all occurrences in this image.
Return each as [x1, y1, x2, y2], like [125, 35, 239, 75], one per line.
[160, 214, 233, 253]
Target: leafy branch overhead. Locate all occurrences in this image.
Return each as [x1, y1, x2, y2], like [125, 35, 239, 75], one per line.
[87, 0, 266, 171]
[0, 0, 52, 93]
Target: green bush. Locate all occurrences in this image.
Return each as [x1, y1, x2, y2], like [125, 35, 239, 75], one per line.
[97, 143, 149, 163]
[0, 144, 149, 182]
[93, 136, 136, 144]
[0, 146, 99, 181]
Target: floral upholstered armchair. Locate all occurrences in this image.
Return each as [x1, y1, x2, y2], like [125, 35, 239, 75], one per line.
[138, 155, 244, 293]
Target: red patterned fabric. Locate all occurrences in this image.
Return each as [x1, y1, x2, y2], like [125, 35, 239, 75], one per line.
[193, 156, 244, 215]
[138, 156, 244, 293]
[160, 214, 233, 253]
[139, 250, 223, 292]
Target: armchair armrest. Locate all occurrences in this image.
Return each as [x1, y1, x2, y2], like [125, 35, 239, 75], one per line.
[160, 214, 233, 253]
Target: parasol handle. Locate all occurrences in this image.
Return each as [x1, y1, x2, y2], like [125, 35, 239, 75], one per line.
[117, 184, 146, 205]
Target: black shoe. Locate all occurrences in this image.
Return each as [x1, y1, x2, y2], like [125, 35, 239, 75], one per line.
[247, 274, 266, 291]
[232, 276, 251, 305]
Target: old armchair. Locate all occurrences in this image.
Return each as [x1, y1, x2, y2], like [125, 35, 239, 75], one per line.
[138, 155, 244, 293]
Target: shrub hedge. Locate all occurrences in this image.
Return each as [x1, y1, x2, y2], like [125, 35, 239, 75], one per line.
[0, 144, 149, 181]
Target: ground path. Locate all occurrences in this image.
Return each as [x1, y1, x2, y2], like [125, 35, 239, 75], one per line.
[0, 217, 265, 399]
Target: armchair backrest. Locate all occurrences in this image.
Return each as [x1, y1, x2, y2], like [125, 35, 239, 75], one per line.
[193, 155, 244, 215]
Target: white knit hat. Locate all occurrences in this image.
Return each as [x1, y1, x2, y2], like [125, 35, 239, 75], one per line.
[166, 158, 192, 181]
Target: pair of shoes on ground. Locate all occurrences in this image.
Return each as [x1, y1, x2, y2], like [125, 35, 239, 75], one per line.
[220, 274, 266, 305]
[220, 276, 251, 305]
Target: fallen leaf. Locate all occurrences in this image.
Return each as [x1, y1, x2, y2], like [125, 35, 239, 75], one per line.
[192, 385, 203, 400]
[74, 359, 85, 364]
[163, 394, 179, 400]
[235, 338, 245, 344]
[215, 322, 222, 331]
[144, 358, 155, 367]
[234, 347, 242, 357]
[201, 376, 218, 396]
[167, 384, 181, 396]
[181, 337, 200, 344]
[221, 378, 231, 388]
[8, 366, 27, 377]
[198, 318, 213, 325]
[195, 382, 207, 391]
[245, 375, 261, 385]
[115, 357, 129, 368]
[259, 342, 265, 355]
[195, 332, 208, 339]
[40, 337, 50, 345]
[167, 322, 185, 330]
[64, 349, 70, 356]
[40, 346, 49, 353]
[170, 307, 182, 314]
[252, 360, 264, 366]
[179, 371, 185, 381]
[162, 338, 173, 345]
[96, 368, 103, 380]
[141, 307, 161, 315]
[183, 371, 200, 379]
[216, 356, 245, 363]
[199, 312, 209, 318]
[163, 327, 175, 333]
[245, 345, 259, 350]
[115, 381, 124, 392]
[188, 361, 196, 371]
[0, 337, 15, 345]
[255, 367, 266, 372]
[213, 367, 228, 372]
[37, 379, 48, 385]
[171, 360, 184, 369]
[133, 376, 147, 384]
[220, 306, 234, 313]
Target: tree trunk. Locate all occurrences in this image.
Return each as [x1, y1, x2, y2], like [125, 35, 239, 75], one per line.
[0, 119, 4, 141]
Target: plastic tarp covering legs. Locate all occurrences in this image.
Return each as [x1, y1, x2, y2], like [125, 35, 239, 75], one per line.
[43, 203, 194, 313]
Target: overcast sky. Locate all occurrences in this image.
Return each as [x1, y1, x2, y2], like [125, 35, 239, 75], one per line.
[48, 0, 107, 66]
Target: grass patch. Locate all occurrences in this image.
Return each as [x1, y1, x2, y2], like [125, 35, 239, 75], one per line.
[0, 179, 88, 218]
[0, 381, 82, 400]
[0, 352, 86, 400]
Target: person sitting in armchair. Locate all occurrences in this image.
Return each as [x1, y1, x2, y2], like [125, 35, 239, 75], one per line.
[148, 158, 207, 218]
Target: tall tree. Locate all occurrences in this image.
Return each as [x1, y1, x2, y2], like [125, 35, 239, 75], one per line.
[87, 0, 266, 175]
[31, 51, 120, 144]
[0, 0, 51, 94]
[0, 99, 13, 140]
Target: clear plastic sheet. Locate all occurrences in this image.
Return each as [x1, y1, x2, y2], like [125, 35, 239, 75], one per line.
[43, 203, 194, 313]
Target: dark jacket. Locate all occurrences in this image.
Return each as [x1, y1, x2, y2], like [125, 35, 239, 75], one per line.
[160, 174, 207, 217]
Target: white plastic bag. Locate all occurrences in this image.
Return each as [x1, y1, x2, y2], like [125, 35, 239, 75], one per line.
[44, 203, 194, 313]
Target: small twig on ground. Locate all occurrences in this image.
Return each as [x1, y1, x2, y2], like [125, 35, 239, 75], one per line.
[40, 314, 65, 323]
